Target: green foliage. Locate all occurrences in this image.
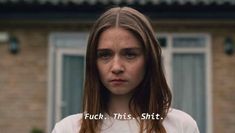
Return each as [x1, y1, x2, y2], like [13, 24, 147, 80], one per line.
[30, 127, 44, 133]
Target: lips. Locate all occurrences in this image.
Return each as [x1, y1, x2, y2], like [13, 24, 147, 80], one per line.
[109, 79, 127, 85]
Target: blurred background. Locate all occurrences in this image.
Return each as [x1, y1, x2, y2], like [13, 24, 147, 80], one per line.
[0, 0, 235, 133]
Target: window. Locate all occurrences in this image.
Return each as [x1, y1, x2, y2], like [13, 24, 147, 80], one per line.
[48, 33, 88, 132]
[158, 33, 212, 133]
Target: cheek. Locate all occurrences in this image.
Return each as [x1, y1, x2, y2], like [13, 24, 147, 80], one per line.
[130, 61, 145, 80]
[97, 62, 108, 80]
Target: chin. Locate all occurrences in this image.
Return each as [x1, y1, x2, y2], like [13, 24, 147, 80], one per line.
[109, 89, 133, 96]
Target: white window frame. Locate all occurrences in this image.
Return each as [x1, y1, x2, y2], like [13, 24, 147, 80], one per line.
[158, 33, 213, 133]
[56, 48, 86, 121]
[47, 32, 88, 133]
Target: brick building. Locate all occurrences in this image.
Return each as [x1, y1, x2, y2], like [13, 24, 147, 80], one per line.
[0, 0, 235, 133]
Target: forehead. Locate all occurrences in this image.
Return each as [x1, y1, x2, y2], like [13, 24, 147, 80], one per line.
[97, 27, 141, 49]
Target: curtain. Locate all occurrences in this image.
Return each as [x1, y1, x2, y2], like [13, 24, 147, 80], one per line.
[62, 55, 84, 118]
[173, 53, 206, 133]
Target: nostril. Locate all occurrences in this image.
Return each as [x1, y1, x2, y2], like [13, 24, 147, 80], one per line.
[111, 66, 124, 74]
[112, 67, 123, 72]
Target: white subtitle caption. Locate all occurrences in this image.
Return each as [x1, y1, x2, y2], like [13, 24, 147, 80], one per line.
[83, 113, 163, 120]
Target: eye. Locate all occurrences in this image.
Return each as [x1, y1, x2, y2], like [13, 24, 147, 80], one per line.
[125, 52, 137, 59]
[97, 51, 112, 60]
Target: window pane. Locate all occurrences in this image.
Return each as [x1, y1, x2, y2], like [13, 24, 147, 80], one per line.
[62, 55, 84, 118]
[157, 37, 167, 48]
[173, 37, 206, 48]
[172, 53, 206, 133]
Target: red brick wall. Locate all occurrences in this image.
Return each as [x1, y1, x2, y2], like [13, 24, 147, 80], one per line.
[212, 33, 235, 133]
[0, 23, 89, 133]
[0, 28, 49, 133]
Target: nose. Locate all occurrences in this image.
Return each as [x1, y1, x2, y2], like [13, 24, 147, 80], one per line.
[111, 56, 124, 75]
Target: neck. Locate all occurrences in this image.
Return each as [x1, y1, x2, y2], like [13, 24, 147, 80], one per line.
[108, 93, 132, 114]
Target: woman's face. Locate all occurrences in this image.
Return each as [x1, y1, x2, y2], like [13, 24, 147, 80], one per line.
[97, 27, 145, 96]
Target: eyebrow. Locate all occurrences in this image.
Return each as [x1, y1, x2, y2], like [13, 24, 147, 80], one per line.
[97, 47, 142, 51]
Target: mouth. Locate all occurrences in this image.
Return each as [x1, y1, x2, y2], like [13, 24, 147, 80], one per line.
[109, 79, 127, 85]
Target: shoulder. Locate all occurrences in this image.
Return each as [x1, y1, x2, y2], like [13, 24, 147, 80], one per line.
[52, 113, 83, 133]
[163, 108, 200, 133]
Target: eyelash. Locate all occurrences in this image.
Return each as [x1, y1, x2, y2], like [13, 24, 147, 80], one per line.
[124, 52, 137, 59]
[97, 51, 139, 60]
[97, 52, 112, 59]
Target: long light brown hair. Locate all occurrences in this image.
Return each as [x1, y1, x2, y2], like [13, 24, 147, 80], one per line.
[79, 7, 172, 133]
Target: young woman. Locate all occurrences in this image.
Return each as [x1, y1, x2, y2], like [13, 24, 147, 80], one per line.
[52, 7, 200, 133]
